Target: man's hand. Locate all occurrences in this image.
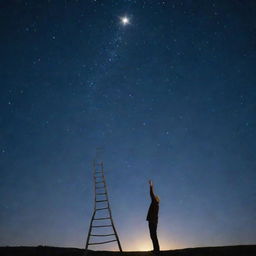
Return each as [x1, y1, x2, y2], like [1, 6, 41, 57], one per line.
[149, 180, 153, 186]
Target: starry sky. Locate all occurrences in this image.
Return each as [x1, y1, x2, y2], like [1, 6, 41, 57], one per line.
[1, 0, 256, 251]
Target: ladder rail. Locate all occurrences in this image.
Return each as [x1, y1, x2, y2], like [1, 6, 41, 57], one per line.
[103, 170, 122, 252]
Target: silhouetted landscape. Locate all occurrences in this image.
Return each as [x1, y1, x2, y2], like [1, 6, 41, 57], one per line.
[1, 245, 256, 256]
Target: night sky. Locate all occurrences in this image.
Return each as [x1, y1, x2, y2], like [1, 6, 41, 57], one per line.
[1, 0, 256, 251]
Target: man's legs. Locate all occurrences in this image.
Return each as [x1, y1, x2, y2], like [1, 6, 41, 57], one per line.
[148, 221, 160, 252]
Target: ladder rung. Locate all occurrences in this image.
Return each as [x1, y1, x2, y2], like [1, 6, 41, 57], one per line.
[95, 181, 104, 184]
[95, 171, 103, 174]
[91, 233, 114, 237]
[96, 192, 106, 195]
[96, 199, 108, 202]
[92, 225, 112, 228]
[96, 207, 108, 211]
[93, 217, 111, 220]
[95, 186, 105, 189]
[88, 239, 117, 245]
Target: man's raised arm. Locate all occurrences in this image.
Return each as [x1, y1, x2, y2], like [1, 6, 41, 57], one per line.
[149, 180, 156, 201]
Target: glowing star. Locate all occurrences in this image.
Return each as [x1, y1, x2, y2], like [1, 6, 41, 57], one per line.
[121, 16, 130, 25]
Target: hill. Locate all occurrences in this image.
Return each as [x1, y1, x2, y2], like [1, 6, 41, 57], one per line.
[0, 245, 256, 256]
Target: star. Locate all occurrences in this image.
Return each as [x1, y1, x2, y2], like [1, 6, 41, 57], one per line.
[120, 16, 130, 26]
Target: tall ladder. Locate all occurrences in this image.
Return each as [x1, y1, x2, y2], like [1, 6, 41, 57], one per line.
[85, 160, 122, 254]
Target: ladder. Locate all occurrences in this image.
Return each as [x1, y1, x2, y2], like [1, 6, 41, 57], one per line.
[85, 160, 122, 254]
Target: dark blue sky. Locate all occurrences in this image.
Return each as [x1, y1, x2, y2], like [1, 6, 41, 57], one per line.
[1, 0, 256, 251]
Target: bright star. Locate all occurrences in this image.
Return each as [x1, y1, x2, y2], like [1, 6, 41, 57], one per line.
[121, 16, 130, 25]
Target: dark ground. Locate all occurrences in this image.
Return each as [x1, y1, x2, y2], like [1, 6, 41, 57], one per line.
[0, 245, 256, 256]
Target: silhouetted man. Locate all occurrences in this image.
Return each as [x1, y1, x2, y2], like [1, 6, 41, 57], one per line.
[147, 180, 160, 253]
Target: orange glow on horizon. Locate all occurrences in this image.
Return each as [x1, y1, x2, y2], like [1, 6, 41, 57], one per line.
[135, 240, 152, 251]
[123, 235, 186, 252]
